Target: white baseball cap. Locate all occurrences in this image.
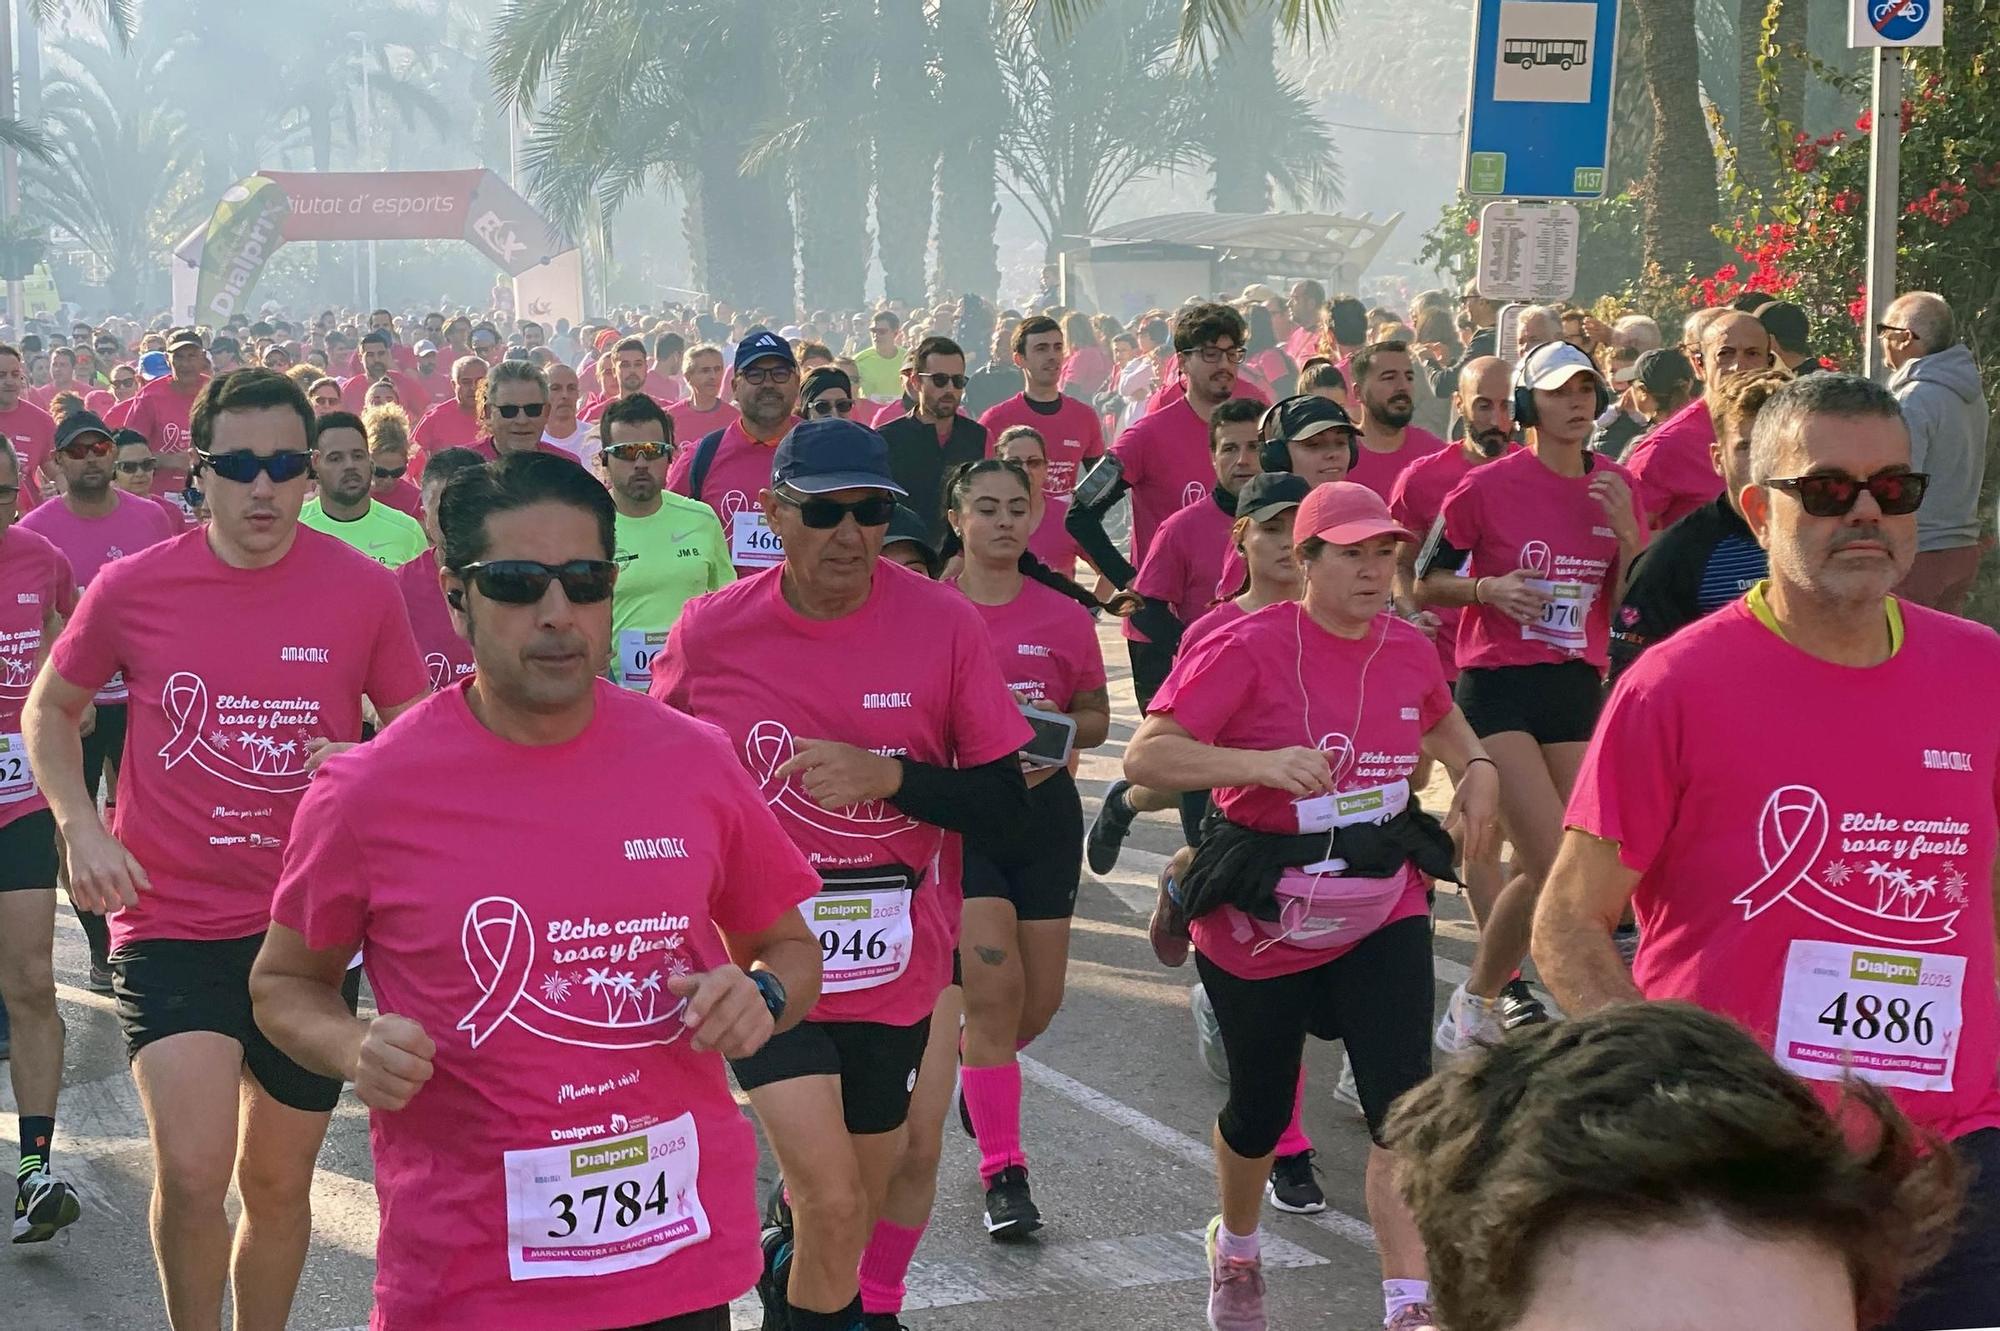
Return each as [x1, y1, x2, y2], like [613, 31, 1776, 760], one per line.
[1516, 340, 1603, 393]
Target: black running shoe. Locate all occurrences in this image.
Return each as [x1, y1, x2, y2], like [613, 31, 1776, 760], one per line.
[1498, 977, 1551, 1029]
[12, 1168, 81, 1244]
[864, 1316, 910, 1331]
[757, 1223, 794, 1331]
[762, 1175, 792, 1231]
[1265, 1150, 1327, 1214]
[981, 1164, 1043, 1240]
[1086, 779, 1137, 875]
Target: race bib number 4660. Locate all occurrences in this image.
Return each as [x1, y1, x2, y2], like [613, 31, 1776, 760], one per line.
[1774, 940, 1966, 1093]
[502, 1114, 708, 1282]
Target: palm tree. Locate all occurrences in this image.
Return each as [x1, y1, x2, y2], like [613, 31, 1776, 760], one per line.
[934, 0, 1005, 300]
[1022, 0, 1338, 58]
[1633, 0, 1721, 276]
[875, 0, 935, 304]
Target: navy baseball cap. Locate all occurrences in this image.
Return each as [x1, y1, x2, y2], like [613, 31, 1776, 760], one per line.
[734, 328, 797, 375]
[54, 409, 114, 451]
[772, 419, 908, 497]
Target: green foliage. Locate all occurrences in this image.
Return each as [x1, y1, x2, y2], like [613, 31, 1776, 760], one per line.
[1417, 191, 1644, 304]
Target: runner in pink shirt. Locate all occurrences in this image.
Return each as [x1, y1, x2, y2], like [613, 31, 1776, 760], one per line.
[645, 330, 689, 405]
[1283, 280, 1327, 368]
[1126, 480, 1497, 1331]
[941, 458, 1110, 1239]
[0, 342, 57, 512]
[406, 340, 454, 405]
[362, 402, 426, 520]
[652, 419, 1033, 1331]
[110, 430, 188, 530]
[412, 355, 489, 467]
[0, 448, 84, 1246]
[393, 447, 485, 694]
[339, 331, 429, 414]
[1537, 371, 2000, 1331]
[1416, 340, 1646, 1053]
[122, 331, 211, 504]
[463, 361, 584, 466]
[1346, 341, 1448, 504]
[27, 346, 84, 412]
[990, 424, 1089, 579]
[23, 368, 428, 1330]
[1129, 398, 1262, 640]
[665, 333, 803, 576]
[1623, 311, 1778, 530]
[252, 452, 825, 1331]
[665, 343, 740, 446]
[978, 315, 1106, 501]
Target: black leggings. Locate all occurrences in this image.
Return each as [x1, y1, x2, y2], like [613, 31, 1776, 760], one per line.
[1195, 914, 1434, 1152]
[614, 1306, 728, 1331]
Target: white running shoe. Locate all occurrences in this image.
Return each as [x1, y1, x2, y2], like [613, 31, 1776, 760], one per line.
[12, 1167, 81, 1244]
[1434, 982, 1505, 1055]
[1191, 984, 1230, 1085]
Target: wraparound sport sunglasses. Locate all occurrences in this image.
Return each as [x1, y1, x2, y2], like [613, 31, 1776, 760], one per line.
[456, 559, 618, 605]
[1766, 469, 1928, 518]
[198, 450, 313, 484]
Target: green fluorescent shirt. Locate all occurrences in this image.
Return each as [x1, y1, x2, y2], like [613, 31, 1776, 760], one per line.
[300, 498, 427, 568]
[851, 346, 906, 401]
[610, 492, 735, 687]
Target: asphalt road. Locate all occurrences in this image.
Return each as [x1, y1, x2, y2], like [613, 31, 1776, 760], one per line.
[5, 619, 1528, 1331]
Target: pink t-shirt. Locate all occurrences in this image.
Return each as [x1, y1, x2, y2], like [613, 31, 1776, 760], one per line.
[652, 562, 1032, 1026]
[664, 418, 797, 575]
[1389, 443, 1517, 683]
[413, 400, 484, 463]
[0, 399, 57, 510]
[124, 377, 206, 495]
[49, 526, 427, 948]
[1566, 597, 2000, 1140]
[374, 478, 424, 519]
[1025, 496, 1084, 580]
[1284, 326, 1322, 367]
[18, 491, 179, 703]
[395, 549, 475, 693]
[1438, 447, 1643, 672]
[84, 389, 120, 417]
[644, 369, 688, 403]
[1140, 376, 1271, 418]
[1247, 348, 1292, 394]
[1109, 397, 1216, 568]
[1352, 427, 1448, 504]
[0, 526, 77, 831]
[340, 370, 431, 415]
[1622, 396, 1721, 530]
[1150, 602, 1450, 979]
[271, 681, 818, 1331]
[1130, 488, 1233, 636]
[28, 379, 84, 411]
[664, 399, 739, 450]
[1059, 345, 1113, 399]
[979, 393, 1106, 500]
[950, 576, 1106, 711]
[407, 368, 454, 405]
[1179, 597, 1248, 657]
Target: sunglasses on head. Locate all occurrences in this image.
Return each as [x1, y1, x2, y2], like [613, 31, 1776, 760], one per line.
[115, 458, 155, 475]
[917, 373, 968, 389]
[806, 398, 855, 418]
[372, 464, 407, 480]
[456, 559, 617, 605]
[1767, 469, 1928, 518]
[198, 449, 313, 484]
[494, 402, 546, 419]
[605, 441, 669, 462]
[777, 490, 897, 529]
[59, 438, 114, 459]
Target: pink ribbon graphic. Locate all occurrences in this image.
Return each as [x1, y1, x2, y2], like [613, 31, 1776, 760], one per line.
[719, 490, 752, 543]
[425, 653, 450, 693]
[745, 719, 917, 843]
[1520, 540, 1552, 578]
[1180, 481, 1207, 509]
[1732, 785, 1960, 945]
[457, 896, 688, 1050]
[157, 671, 312, 794]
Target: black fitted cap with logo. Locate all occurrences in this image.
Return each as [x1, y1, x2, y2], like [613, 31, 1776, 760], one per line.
[772, 418, 908, 497]
[1273, 394, 1357, 440]
[1235, 470, 1314, 521]
[54, 409, 114, 451]
[733, 328, 797, 375]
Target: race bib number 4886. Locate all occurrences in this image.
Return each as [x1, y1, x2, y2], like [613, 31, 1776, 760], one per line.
[502, 1114, 708, 1282]
[1774, 940, 1966, 1093]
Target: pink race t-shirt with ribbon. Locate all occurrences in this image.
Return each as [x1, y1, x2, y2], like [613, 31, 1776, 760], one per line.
[652, 561, 1031, 1026]
[394, 548, 476, 693]
[979, 393, 1106, 500]
[19, 490, 180, 704]
[949, 576, 1106, 712]
[1438, 447, 1642, 673]
[1109, 396, 1220, 569]
[1566, 595, 2000, 1140]
[664, 399, 739, 453]
[1127, 489, 1234, 643]
[1351, 427, 1448, 505]
[1390, 442, 1518, 683]
[0, 527, 77, 830]
[1149, 602, 1453, 980]
[272, 682, 821, 1331]
[1622, 395, 1721, 530]
[49, 526, 427, 948]
[124, 376, 207, 497]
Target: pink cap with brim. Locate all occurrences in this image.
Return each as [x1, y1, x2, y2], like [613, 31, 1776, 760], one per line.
[1295, 480, 1417, 546]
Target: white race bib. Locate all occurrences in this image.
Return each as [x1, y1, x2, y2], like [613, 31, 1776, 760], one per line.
[616, 628, 669, 691]
[1294, 779, 1409, 835]
[803, 873, 915, 994]
[0, 731, 34, 804]
[729, 510, 783, 569]
[502, 1113, 709, 1283]
[1773, 940, 1966, 1093]
[1521, 577, 1593, 653]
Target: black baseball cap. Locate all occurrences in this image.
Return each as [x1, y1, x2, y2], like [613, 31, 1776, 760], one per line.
[54, 410, 114, 451]
[1271, 394, 1357, 441]
[882, 503, 939, 572]
[1635, 347, 1695, 395]
[771, 418, 906, 496]
[1235, 470, 1313, 521]
[165, 329, 204, 353]
[734, 328, 797, 375]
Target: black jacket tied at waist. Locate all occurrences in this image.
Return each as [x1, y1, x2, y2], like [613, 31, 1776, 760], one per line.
[1178, 805, 1461, 923]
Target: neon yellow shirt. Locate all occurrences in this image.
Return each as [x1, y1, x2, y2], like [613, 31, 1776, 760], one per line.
[610, 492, 735, 687]
[300, 498, 427, 568]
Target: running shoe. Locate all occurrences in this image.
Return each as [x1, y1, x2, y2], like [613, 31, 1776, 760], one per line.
[12, 1168, 81, 1244]
[86, 960, 114, 995]
[981, 1164, 1042, 1239]
[864, 1317, 910, 1331]
[1266, 1150, 1326, 1214]
[1086, 778, 1137, 874]
[1191, 984, 1230, 1084]
[1435, 983, 1504, 1054]
[1204, 1215, 1268, 1331]
[756, 1222, 794, 1331]
[1333, 1050, 1362, 1115]
[1498, 976, 1551, 1029]
[1149, 862, 1190, 967]
[762, 1175, 792, 1232]
[1385, 1302, 1440, 1331]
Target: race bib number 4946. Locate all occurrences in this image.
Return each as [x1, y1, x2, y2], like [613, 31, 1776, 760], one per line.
[1774, 940, 1966, 1093]
[502, 1114, 708, 1282]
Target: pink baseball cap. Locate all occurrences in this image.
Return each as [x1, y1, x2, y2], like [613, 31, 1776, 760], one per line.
[1295, 481, 1417, 546]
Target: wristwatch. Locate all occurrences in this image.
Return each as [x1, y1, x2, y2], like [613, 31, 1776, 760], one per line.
[750, 969, 787, 1023]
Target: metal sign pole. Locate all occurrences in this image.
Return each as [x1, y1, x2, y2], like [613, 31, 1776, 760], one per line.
[1862, 46, 1901, 381]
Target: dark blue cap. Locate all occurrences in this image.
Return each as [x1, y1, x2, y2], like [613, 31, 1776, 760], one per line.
[733, 327, 797, 375]
[772, 419, 908, 497]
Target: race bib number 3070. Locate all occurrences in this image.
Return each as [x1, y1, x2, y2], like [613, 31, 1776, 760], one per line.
[1774, 940, 1966, 1093]
[502, 1114, 708, 1282]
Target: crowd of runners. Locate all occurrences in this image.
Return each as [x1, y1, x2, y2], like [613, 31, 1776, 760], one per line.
[0, 277, 1996, 1331]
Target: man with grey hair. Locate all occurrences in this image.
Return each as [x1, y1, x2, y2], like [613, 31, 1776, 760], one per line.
[1679, 307, 1727, 388]
[473, 358, 575, 463]
[1881, 290, 1988, 614]
[412, 353, 488, 458]
[1513, 304, 1564, 362]
[1611, 314, 1663, 354]
[1624, 310, 1776, 529]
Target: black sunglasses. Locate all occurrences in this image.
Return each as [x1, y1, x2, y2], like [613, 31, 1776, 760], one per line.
[806, 398, 855, 417]
[604, 441, 670, 462]
[115, 458, 155, 474]
[456, 559, 618, 605]
[777, 491, 897, 529]
[58, 438, 114, 459]
[198, 450, 313, 484]
[373, 464, 408, 480]
[494, 402, 546, 419]
[1767, 469, 1929, 518]
[918, 373, 968, 389]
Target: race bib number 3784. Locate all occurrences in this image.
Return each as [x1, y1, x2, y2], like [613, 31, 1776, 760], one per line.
[502, 1114, 708, 1282]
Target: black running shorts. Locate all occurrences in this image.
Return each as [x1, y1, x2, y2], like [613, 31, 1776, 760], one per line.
[0, 808, 59, 892]
[1454, 660, 1605, 745]
[961, 769, 1083, 922]
[730, 1016, 932, 1136]
[112, 933, 361, 1113]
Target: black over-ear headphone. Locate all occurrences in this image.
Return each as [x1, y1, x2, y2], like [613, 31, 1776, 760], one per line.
[1258, 394, 1358, 473]
[1513, 341, 1613, 430]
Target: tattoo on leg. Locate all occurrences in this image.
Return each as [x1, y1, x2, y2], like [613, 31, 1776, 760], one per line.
[974, 945, 1007, 966]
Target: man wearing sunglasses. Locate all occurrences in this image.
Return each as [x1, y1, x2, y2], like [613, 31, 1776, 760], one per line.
[110, 429, 183, 529]
[299, 411, 427, 568]
[252, 449, 823, 1331]
[121, 329, 211, 511]
[1624, 310, 1776, 532]
[667, 331, 801, 575]
[596, 394, 730, 690]
[978, 315, 1106, 503]
[1880, 291, 1987, 617]
[472, 359, 578, 465]
[878, 335, 987, 546]
[413, 354, 489, 460]
[653, 418, 1034, 1331]
[23, 368, 427, 1331]
[1540, 371, 2000, 1331]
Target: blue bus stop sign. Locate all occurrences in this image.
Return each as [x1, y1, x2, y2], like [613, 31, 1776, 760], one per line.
[1462, 0, 1621, 199]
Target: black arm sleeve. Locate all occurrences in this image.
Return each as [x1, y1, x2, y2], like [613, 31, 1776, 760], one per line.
[889, 755, 1036, 866]
[1606, 518, 1706, 680]
[1065, 461, 1137, 589]
[1128, 596, 1184, 657]
[1416, 531, 1473, 581]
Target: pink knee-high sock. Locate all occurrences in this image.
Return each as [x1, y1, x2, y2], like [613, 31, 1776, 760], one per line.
[1273, 1066, 1313, 1157]
[858, 1218, 925, 1316]
[960, 1061, 1026, 1185]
